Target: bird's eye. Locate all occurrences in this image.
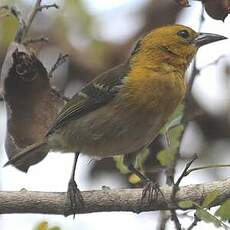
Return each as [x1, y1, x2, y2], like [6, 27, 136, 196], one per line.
[177, 30, 190, 39]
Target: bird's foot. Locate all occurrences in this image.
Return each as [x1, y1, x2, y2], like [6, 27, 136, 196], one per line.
[142, 180, 158, 202]
[64, 178, 84, 217]
[141, 180, 165, 205]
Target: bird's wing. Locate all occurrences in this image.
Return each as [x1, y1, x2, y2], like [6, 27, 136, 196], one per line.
[46, 63, 129, 135]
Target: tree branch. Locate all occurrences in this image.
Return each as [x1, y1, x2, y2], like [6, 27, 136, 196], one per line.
[23, 0, 58, 40]
[1, 178, 230, 216]
[2, 0, 59, 43]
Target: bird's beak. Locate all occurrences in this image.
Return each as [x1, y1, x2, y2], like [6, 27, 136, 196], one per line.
[193, 33, 227, 47]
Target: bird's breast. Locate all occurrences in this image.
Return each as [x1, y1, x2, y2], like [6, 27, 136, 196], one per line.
[120, 69, 186, 116]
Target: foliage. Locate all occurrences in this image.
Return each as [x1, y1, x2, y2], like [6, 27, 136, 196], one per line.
[179, 192, 230, 229]
[216, 199, 230, 221]
[113, 148, 149, 184]
[35, 221, 61, 230]
[157, 104, 184, 167]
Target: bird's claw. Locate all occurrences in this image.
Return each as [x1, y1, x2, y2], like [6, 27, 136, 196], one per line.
[141, 181, 164, 204]
[64, 178, 84, 217]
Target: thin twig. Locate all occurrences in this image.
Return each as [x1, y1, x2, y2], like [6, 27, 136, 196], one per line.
[172, 154, 198, 196]
[178, 211, 193, 219]
[187, 214, 200, 230]
[163, 132, 171, 147]
[198, 6, 205, 31]
[185, 163, 230, 176]
[49, 54, 69, 78]
[23, 0, 58, 42]
[188, 60, 200, 92]
[37, 3, 59, 11]
[169, 155, 198, 230]
[23, 36, 48, 45]
[23, 0, 42, 39]
[188, 6, 204, 91]
[171, 210, 182, 230]
[12, 7, 26, 43]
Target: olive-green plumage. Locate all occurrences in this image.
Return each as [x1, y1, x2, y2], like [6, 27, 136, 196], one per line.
[5, 24, 227, 171]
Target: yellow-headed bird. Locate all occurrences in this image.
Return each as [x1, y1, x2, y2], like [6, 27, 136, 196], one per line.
[4, 25, 227, 213]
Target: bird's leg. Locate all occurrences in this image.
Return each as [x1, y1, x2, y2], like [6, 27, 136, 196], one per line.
[64, 152, 84, 217]
[124, 154, 164, 205]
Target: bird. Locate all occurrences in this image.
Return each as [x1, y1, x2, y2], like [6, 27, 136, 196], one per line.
[4, 24, 227, 215]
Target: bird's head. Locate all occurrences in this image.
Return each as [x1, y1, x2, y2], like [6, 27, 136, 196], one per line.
[130, 24, 227, 72]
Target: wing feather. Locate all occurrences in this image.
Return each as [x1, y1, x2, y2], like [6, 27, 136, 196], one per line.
[46, 63, 129, 135]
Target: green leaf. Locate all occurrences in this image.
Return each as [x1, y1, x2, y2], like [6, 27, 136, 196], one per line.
[202, 191, 219, 208]
[35, 222, 48, 230]
[157, 122, 184, 166]
[48, 227, 61, 230]
[178, 200, 194, 209]
[215, 199, 230, 221]
[113, 148, 149, 175]
[170, 124, 184, 144]
[135, 148, 149, 170]
[113, 155, 129, 174]
[35, 222, 61, 230]
[157, 148, 176, 166]
[196, 208, 222, 227]
[160, 104, 184, 134]
[128, 173, 141, 184]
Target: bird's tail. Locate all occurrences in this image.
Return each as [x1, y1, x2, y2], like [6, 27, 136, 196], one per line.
[4, 140, 49, 172]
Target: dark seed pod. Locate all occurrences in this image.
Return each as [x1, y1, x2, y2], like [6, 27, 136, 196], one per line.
[202, 0, 230, 21]
[1, 42, 65, 172]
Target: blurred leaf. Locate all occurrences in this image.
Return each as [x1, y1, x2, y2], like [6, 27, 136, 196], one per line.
[215, 199, 230, 221]
[157, 104, 184, 166]
[157, 147, 176, 166]
[196, 208, 222, 227]
[160, 104, 184, 134]
[35, 221, 48, 230]
[128, 153, 153, 183]
[178, 200, 194, 209]
[0, 0, 25, 47]
[63, 0, 93, 35]
[157, 124, 184, 166]
[35, 221, 61, 230]
[135, 148, 149, 170]
[0, 16, 18, 47]
[48, 227, 61, 230]
[113, 155, 129, 174]
[169, 124, 184, 146]
[113, 148, 149, 176]
[201, 191, 219, 208]
[129, 173, 141, 184]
